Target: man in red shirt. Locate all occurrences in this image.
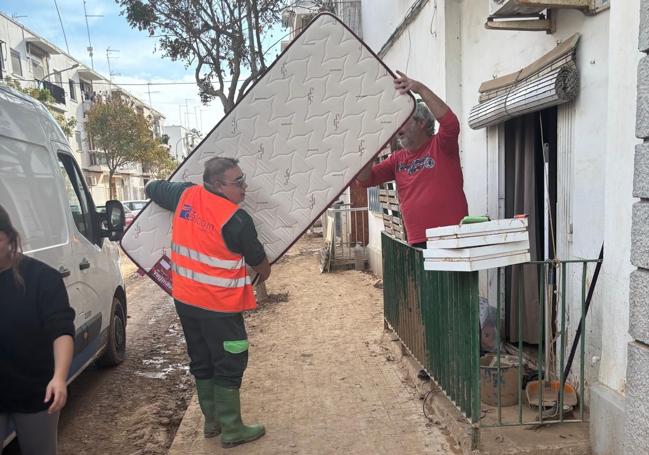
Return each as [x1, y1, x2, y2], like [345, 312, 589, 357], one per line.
[357, 71, 468, 247]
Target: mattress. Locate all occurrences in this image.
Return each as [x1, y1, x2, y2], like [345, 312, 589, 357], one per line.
[120, 13, 415, 294]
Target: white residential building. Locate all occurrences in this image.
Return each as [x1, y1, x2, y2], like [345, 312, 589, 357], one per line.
[164, 124, 200, 161]
[0, 11, 165, 204]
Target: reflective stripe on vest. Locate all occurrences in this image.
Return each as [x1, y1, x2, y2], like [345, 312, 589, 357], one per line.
[170, 185, 256, 313]
[172, 263, 251, 288]
[172, 243, 245, 270]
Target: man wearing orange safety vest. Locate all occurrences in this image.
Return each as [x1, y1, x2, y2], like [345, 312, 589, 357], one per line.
[145, 157, 271, 448]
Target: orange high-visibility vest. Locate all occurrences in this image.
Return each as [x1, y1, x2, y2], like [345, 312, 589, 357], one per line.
[171, 185, 256, 312]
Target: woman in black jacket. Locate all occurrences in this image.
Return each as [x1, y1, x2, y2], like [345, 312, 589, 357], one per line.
[0, 204, 75, 455]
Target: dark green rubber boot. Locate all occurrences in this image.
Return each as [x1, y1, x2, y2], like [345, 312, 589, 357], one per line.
[195, 378, 221, 438]
[213, 384, 265, 448]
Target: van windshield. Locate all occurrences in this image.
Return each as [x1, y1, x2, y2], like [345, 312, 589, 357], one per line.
[0, 139, 68, 251]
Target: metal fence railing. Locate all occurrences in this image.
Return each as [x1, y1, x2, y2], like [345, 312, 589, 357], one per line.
[39, 79, 66, 104]
[321, 204, 369, 271]
[484, 257, 601, 427]
[381, 232, 600, 433]
[382, 233, 481, 423]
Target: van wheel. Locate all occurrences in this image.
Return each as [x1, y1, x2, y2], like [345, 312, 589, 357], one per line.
[97, 296, 126, 367]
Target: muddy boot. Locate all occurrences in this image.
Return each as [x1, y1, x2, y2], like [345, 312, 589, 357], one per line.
[195, 379, 220, 438]
[213, 384, 265, 448]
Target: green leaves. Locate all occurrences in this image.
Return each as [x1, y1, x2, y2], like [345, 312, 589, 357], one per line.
[4, 76, 75, 138]
[86, 97, 169, 195]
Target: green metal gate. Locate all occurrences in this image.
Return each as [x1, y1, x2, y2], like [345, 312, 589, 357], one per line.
[382, 233, 481, 423]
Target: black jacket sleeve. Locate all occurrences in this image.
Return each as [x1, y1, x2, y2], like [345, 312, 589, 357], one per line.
[222, 210, 267, 267]
[36, 267, 75, 342]
[145, 181, 194, 212]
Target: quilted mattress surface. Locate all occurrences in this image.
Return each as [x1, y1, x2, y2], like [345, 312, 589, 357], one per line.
[120, 13, 414, 294]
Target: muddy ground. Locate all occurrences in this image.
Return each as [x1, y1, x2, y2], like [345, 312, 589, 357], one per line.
[6, 235, 446, 454]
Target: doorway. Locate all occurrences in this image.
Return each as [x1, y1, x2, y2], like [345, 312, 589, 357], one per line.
[503, 107, 557, 344]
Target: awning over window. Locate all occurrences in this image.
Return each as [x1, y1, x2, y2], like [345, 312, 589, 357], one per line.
[468, 34, 580, 130]
[25, 37, 60, 55]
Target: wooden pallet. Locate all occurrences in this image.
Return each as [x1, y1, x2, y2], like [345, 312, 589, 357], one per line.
[375, 145, 407, 242]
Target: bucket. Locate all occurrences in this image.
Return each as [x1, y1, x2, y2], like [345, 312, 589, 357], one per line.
[480, 353, 520, 406]
[525, 380, 578, 409]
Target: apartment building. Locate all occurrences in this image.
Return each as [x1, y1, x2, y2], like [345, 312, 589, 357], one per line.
[0, 11, 165, 203]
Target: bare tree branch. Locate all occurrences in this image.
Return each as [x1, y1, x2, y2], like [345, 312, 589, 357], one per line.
[119, 0, 286, 115]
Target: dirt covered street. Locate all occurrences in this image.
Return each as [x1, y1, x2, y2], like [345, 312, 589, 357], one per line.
[170, 235, 457, 454]
[7, 235, 452, 454]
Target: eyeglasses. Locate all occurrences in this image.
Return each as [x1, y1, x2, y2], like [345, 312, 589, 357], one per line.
[219, 173, 247, 188]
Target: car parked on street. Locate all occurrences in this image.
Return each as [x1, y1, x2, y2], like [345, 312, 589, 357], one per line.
[122, 199, 148, 215]
[0, 83, 128, 448]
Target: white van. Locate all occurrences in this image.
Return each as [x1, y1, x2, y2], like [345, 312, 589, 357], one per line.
[0, 84, 127, 446]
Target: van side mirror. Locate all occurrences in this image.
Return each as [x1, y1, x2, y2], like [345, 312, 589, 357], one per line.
[100, 200, 125, 241]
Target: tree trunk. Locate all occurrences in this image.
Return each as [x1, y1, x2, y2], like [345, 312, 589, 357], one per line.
[245, 0, 258, 76]
[109, 169, 116, 200]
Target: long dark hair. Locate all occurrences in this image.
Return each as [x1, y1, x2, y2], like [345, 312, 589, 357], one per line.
[0, 204, 24, 288]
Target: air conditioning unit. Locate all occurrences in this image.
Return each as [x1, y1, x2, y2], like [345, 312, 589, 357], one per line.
[489, 0, 593, 17]
[490, 0, 543, 16]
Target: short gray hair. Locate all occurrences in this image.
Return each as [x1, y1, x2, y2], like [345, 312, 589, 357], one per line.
[413, 102, 435, 136]
[203, 157, 239, 185]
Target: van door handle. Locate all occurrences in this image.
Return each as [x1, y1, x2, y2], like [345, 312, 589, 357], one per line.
[59, 266, 71, 278]
[79, 259, 91, 270]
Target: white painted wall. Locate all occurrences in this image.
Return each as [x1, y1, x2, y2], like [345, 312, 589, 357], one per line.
[596, 0, 640, 393]
[361, 0, 420, 51]
[165, 125, 192, 160]
[361, 0, 636, 397]
[362, 0, 448, 278]
[458, 5, 614, 395]
[367, 211, 384, 277]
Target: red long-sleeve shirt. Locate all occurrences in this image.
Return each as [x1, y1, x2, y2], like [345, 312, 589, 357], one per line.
[362, 110, 468, 244]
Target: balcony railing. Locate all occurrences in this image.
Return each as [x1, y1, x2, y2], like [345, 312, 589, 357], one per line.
[89, 151, 107, 167]
[40, 80, 66, 105]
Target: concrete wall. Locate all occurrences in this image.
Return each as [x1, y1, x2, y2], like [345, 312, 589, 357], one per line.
[165, 125, 195, 161]
[458, 5, 621, 403]
[367, 211, 384, 277]
[362, 0, 446, 279]
[625, 0, 649, 452]
[598, 0, 640, 394]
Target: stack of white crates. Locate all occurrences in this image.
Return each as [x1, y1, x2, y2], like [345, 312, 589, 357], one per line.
[423, 218, 530, 272]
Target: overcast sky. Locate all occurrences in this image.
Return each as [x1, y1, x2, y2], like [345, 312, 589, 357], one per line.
[3, 0, 289, 135]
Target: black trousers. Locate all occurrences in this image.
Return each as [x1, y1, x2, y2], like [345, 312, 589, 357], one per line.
[175, 301, 249, 388]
